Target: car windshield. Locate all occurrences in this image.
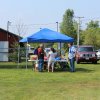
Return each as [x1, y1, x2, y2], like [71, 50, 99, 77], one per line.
[78, 47, 93, 52]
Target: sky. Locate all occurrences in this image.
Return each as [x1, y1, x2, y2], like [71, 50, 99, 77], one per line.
[0, 0, 100, 37]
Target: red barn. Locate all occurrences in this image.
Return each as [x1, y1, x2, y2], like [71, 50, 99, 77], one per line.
[0, 28, 20, 48]
[0, 28, 22, 61]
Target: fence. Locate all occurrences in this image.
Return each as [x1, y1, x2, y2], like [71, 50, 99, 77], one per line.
[0, 47, 34, 68]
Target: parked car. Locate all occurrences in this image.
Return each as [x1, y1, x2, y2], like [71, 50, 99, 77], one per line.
[76, 45, 97, 64]
[96, 49, 100, 60]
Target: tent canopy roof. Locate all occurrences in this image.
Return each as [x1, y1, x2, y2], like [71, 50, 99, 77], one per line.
[20, 28, 74, 43]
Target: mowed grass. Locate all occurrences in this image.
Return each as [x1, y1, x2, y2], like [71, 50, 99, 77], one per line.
[0, 61, 100, 100]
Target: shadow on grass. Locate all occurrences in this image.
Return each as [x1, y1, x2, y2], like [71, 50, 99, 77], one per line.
[76, 68, 94, 73]
[53, 68, 94, 73]
[0, 64, 33, 69]
[78, 62, 100, 65]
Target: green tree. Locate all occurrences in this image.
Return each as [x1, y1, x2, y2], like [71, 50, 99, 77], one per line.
[60, 9, 77, 49]
[82, 28, 100, 49]
[86, 20, 99, 30]
[81, 20, 100, 49]
[60, 9, 75, 36]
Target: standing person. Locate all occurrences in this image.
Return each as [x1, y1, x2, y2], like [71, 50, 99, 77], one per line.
[48, 48, 57, 72]
[68, 42, 76, 72]
[38, 44, 44, 72]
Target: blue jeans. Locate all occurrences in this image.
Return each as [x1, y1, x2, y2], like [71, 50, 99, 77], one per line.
[38, 59, 44, 72]
[69, 58, 75, 72]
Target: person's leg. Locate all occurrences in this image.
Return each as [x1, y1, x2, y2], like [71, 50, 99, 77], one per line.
[69, 58, 75, 72]
[48, 62, 50, 72]
[41, 59, 44, 71]
[48, 61, 52, 72]
[38, 59, 44, 72]
[51, 61, 55, 72]
[69, 59, 72, 72]
[38, 59, 41, 71]
[72, 58, 75, 72]
[71, 58, 75, 72]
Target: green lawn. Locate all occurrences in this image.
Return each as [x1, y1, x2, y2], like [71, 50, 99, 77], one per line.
[0, 61, 100, 100]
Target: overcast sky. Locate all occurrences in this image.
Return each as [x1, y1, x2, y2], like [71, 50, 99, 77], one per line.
[0, 0, 100, 37]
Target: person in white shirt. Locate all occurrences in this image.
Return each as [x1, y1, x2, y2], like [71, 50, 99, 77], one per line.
[68, 42, 76, 72]
[48, 48, 57, 72]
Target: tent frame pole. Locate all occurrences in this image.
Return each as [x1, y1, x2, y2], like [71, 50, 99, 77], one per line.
[17, 43, 20, 68]
[25, 42, 28, 69]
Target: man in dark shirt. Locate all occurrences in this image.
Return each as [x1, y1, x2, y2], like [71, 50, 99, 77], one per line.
[38, 44, 44, 72]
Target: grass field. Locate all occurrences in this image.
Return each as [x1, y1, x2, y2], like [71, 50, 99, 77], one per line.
[0, 61, 100, 100]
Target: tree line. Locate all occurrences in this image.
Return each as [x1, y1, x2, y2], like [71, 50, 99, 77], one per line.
[60, 9, 100, 50]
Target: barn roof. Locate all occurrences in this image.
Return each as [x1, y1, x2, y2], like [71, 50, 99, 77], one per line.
[0, 28, 21, 38]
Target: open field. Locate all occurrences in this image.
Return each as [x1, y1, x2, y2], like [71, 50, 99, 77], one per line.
[0, 61, 100, 100]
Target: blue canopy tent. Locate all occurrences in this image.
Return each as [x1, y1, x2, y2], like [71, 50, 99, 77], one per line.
[20, 28, 74, 43]
[19, 28, 74, 69]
